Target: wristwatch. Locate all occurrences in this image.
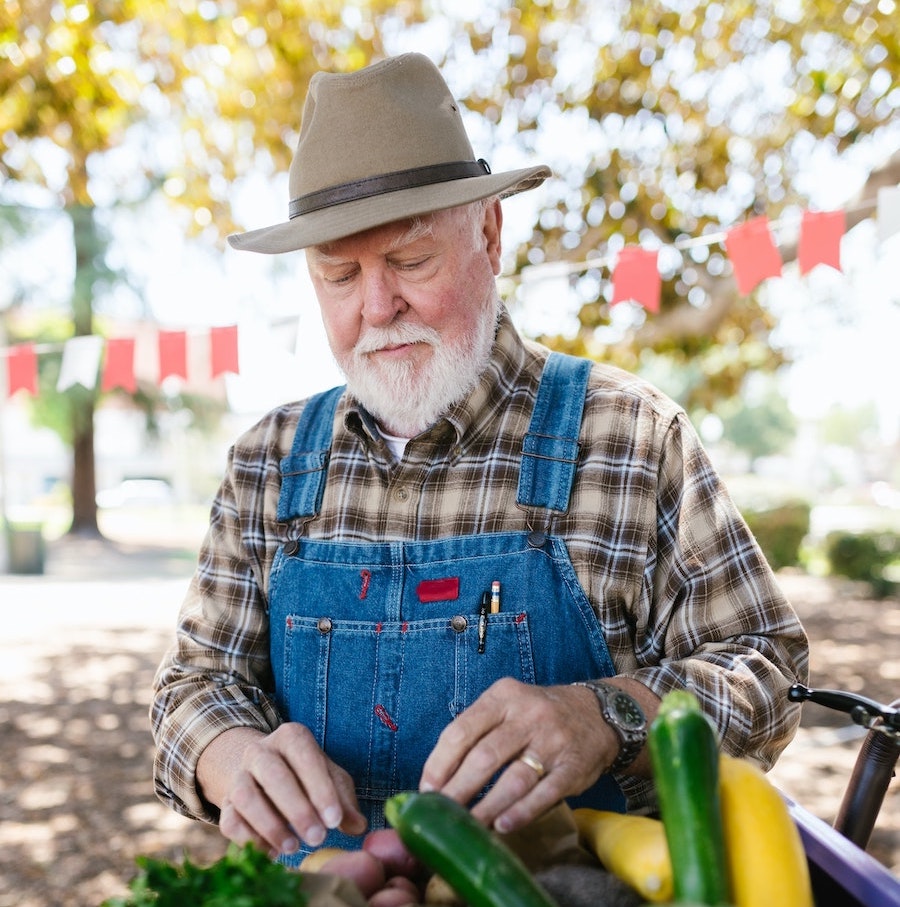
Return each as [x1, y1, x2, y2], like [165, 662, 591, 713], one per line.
[572, 680, 648, 774]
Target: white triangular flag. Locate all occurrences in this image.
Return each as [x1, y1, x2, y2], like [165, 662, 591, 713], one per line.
[269, 316, 301, 356]
[877, 185, 900, 242]
[57, 335, 104, 391]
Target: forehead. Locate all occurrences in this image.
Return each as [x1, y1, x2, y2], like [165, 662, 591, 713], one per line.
[310, 208, 464, 263]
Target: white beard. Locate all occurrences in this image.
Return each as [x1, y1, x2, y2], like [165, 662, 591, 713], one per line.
[338, 300, 500, 437]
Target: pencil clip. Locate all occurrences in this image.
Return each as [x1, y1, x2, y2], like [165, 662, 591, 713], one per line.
[478, 591, 489, 654]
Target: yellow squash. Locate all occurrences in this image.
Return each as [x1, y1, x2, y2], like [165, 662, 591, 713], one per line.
[572, 808, 673, 903]
[718, 753, 814, 907]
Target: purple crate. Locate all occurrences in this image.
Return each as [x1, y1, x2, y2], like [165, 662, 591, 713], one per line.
[784, 796, 900, 906]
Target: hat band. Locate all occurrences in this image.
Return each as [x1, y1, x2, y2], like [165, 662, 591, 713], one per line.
[289, 159, 492, 219]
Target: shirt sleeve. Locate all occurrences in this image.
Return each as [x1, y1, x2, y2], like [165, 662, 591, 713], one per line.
[150, 428, 286, 824]
[618, 411, 810, 811]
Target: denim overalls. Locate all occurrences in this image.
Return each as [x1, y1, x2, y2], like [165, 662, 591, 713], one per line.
[269, 353, 624, 857]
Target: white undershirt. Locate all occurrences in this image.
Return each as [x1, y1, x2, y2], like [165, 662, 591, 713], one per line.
[381, 431, 411, 460]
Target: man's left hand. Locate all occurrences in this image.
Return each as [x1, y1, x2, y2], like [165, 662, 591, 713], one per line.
[418, 677, 654, 833]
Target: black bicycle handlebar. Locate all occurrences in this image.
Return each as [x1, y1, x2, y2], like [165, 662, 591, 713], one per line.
[788, 683, 900, 732]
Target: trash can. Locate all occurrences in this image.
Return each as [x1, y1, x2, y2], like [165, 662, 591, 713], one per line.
[6, 524, 45, 575]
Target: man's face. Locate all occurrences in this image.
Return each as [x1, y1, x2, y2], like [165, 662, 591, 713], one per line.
[306, 200, 504, 437]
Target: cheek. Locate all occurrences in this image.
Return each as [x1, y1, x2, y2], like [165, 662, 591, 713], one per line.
[319, 302, 358, 359]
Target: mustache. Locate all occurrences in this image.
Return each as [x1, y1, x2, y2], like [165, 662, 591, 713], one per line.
[355, 322, 441, 356]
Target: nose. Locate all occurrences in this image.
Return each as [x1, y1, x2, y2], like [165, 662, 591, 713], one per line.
[360, 267, 407, 327]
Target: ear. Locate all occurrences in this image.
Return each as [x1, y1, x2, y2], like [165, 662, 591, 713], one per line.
[483, 198, 503, 275]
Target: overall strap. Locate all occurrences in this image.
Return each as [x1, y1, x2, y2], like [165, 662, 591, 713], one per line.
[277, 385, 345, 522]
[517, 352, 593, 513]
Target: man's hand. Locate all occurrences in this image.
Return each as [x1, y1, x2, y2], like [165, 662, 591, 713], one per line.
[197, 723, 367, 855]
[418, 677, 658, 834]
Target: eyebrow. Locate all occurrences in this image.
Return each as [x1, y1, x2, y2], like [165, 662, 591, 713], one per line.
[311, 216, 436, 266]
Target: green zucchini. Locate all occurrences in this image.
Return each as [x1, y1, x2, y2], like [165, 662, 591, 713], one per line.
[647, 690, 730, 906]
[384, 790, 558, 907]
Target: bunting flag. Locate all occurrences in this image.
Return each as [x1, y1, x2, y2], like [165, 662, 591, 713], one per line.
[102, 337, 137, 393]
[6, 342, 38, 396]
[210, 324, 240, 378]
[610, 246, 661, 313]
[158, 330, 188, 381]
[0, 325, 240, 400]
[877, 186, 900, 242]
[798, 210, 845, 274]
[57, 334, 104, 392]
[723, 215, 783, 295]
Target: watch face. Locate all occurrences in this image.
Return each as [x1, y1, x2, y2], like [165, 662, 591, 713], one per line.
[612, 691, 645, 728]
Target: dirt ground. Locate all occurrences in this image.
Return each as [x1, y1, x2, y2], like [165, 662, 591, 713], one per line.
[0, 536, 897, 906]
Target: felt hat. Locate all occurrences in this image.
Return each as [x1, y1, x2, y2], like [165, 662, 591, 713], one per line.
[227, 53, 551, 253]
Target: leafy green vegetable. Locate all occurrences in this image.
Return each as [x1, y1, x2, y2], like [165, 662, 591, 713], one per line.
[102, 842, 308, 907]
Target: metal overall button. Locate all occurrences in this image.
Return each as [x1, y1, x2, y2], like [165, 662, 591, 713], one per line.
[283, 539, 300, 557]
[317, 617, 333, 634]
[449, 615, 468, 633]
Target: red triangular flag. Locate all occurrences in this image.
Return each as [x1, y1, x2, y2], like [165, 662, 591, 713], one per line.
[210, 324, 239, 378]
[798, 209, 845, 275]
[102, 337, 137, 392]
[158, 330, 188, 381]
[7, 342, 38, 397]
[723, 216, 783, 295]
[610, 246, 661, 313]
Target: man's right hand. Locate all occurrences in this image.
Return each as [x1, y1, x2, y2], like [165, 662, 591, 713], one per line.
[197, 723, 368, 855]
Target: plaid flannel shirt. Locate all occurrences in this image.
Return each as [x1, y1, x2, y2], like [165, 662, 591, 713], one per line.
[151, 310, 808, 821]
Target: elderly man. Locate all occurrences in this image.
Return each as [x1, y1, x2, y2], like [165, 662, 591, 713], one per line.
[151, 53, 808, 879]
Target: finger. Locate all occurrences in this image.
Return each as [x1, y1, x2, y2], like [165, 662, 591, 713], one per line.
[240, 738, 331, 848]
[227, 769, 303, 855]
[420, 680, 523, 793]
[219, 796, 286, 857]
[251, 724, 366, 847]
[471, 757, 565, 833]
[327, 761, 369, 836]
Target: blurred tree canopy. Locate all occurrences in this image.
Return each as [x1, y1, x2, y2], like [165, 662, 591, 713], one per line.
[0, 0, 898, 531]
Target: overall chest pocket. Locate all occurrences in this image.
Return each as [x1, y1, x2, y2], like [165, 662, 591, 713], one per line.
[279, 612, 536, 795]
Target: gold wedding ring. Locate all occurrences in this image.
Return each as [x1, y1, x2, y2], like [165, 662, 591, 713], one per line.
[518, 752, 546, 778]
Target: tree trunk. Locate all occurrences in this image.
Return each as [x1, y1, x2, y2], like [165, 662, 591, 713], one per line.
[67, 203, 101, 538]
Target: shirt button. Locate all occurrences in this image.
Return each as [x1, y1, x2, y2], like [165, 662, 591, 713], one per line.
[450, 615, 468, 633]
[394, 486, 410, 502]
[317, 617, 333, 634]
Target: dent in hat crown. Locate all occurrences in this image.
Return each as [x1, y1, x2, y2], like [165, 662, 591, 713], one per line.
[288, 53, 477, 203]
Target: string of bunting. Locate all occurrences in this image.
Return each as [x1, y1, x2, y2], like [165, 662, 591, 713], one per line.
[605, 209, 846, 313]
[523, 188, 899, 313]
[2, 188, 898, 400]
[1, 324, 239, 399]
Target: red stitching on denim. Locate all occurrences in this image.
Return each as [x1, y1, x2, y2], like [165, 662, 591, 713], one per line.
[359, 569, 371, 599]
[374, 704, 398, 731]
[515, 612, 526, 624]
[376, 621, 383, 633]
[401, 621, 409, 632]
[286, 616, 293, 629]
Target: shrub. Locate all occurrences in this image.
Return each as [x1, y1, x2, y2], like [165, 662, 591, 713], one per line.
[741, 500, 811, 571]
[824, 530, 900, 598]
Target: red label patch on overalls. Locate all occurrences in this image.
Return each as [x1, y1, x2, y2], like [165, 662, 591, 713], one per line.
[416, 577, 460, 602]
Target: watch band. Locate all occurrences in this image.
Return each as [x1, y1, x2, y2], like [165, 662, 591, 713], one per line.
[572, 680, 648, 775]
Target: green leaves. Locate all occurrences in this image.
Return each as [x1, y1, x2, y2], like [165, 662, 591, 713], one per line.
[102, 842, 308, 907]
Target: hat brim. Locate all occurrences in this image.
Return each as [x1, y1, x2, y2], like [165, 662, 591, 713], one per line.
[227, 165, 551, 254]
